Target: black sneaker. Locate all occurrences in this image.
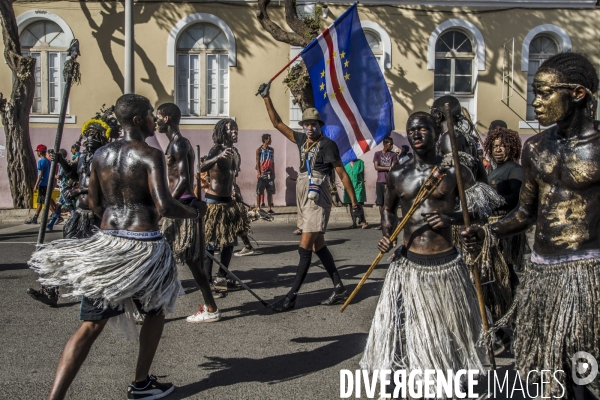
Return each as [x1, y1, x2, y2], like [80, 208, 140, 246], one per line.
[25, 216, 38, 224]
[268, 209, 275, 215]
[56, 216, 65, 224]
[127, 375, 174, 400]
[27, 287, 58, 307]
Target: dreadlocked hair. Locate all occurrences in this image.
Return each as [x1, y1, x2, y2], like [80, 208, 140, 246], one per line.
[483, 127, 522, 162]
[538, 52, 599, 116]
[212, 118, 237, 145]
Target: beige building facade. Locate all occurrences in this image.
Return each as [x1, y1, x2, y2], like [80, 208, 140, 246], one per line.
[0, 0, 598, 208]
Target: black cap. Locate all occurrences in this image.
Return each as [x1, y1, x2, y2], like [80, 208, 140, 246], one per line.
[488, 120, 508, 131]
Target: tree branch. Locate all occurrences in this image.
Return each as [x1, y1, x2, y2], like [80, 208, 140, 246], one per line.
[284, 0, 314, 45]
[256, 0, 307, 47]
[0, 0, 21, 71]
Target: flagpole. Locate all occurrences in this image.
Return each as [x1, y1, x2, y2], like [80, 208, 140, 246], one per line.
[257, 2, 359, 88]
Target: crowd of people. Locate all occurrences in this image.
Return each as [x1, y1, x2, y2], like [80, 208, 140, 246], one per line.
[20, 51, 600, 399]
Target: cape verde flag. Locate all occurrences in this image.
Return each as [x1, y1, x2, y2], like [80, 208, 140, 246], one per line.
[300, 3, 394, 164]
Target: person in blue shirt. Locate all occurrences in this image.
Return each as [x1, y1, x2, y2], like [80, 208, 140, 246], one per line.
[25, 144, 56, 224]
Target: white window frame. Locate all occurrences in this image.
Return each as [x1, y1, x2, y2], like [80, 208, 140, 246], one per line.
[174, 25, 230, 118]
[433, 30, 475, 95]
[16, 11, 76, 123]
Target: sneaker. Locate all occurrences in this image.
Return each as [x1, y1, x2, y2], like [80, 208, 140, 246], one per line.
[267, 209, 275, 215]
[46, 224, 54, 231]
[25, 216, 38, 224]
[292, 228, 302, 235]
[186, 305, 221, 323]
[27, 287, 58, 307]
[210, 284, 227, 298]
[214, 276, 242, 291]
[261, 202, 266, 207]
[56, 216, 65, 225]
[234, 247, 255, 257]
[127, 374, 174, 400]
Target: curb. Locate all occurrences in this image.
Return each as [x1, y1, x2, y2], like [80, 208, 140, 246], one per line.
[0, 208, 37, 224]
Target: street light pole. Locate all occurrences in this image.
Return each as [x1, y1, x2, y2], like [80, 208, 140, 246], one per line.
[124, 0, 134, 94]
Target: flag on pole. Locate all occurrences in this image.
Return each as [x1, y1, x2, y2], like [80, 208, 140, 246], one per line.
[300, 3, 394, 164]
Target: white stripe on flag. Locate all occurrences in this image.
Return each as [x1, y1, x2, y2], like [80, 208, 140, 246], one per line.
[317, 36, 364, 157]
[329, 27, 376, 150]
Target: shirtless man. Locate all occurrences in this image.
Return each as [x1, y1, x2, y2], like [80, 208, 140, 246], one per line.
[27, 119, 108, 307]
[29, 94, 204, 400]
[156, 103, 220, 323]
[201, 118, 250, 291]
[463, 52, 600, 398]
[361, 111, 485, 383]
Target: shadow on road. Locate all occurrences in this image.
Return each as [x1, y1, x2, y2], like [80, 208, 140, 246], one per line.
[171, 333, 367, 398]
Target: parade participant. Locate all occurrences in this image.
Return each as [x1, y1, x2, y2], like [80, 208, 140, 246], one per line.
[361, 111, 485, 383]
[343, 158, 367, 229]
[46, 149, 72, 231]
[70, 143, 80, 165]
[258, 82, 361, 312]
[463, 52, 600, 398]
[431, 95, 488, 183]
[201, 118, 251, 290]
[156, 103, 221, 322]
[373, 137, 397, 230]
[28, 94, 203, 400]
[27, 125, 109, 307]
[25, 144, 56, 224]
[256, 133, 276, 214]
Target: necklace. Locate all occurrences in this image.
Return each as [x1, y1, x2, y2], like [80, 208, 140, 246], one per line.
[301, 137, 322, 165]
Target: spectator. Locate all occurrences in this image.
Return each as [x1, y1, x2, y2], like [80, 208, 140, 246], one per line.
[25, 144, 55, 224]
[373, 137, 398, 230]
[70, 143, 80, 165]
[256, 133, 275, 214]
[344, 158, 367, 229]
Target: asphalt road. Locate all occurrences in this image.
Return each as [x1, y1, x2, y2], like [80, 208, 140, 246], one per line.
[0, 221, 515, 399]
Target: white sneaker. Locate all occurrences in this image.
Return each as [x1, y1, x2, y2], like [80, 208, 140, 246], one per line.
[234, 247, 255, 256]
[186, 305, 221, 323]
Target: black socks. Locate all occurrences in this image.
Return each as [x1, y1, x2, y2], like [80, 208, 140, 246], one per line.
[315, 246, 343, 291]
[287, 247, 313, 300]
[287, 246, 345, 300]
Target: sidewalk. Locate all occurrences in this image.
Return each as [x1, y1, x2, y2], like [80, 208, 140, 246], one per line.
[0, 205, 382, 225]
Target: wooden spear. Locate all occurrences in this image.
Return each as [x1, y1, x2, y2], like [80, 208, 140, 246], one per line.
[196, 145, 206, 288]
[444, 102, 496, 369]
[38, 39, 81, 244]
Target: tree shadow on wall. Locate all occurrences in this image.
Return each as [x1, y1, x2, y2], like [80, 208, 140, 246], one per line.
[79, 1, 275, 105]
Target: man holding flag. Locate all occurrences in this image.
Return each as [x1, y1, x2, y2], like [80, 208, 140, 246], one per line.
[256, 2, 394, 312]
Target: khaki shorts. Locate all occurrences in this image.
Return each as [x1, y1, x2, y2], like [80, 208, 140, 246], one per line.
[296, 171, 332, 233]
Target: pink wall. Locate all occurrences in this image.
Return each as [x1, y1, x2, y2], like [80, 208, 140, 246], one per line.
[5, 128, 533, 208]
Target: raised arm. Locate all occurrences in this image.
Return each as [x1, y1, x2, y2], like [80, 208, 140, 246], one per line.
[200, 145, 231, 173]
[257, 82, 296, 143]
[147, 149, 203, 219]
[170, 141, 192, 200]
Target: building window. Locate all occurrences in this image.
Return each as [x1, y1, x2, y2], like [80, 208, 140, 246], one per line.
[526, 35, 559, 121]
[20, 20, 69, 114]
[434, 30, 474, 95]
[364, 29, 383, 70]
[176, 23, 229, 116]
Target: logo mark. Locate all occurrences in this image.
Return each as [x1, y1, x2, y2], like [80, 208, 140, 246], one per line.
[572, 351, 598, 386]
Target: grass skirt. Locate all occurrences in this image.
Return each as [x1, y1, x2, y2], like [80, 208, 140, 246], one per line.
[205, 201, 251, 247]
[360, 248, 485, 393]
[28, 232, 183, 314]
[514, 258, 600, 398]
[161, 198, 201, 263]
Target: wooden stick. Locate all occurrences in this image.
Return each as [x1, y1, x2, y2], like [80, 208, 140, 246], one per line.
[196, 145, 206, 291]
[445, 103, 495, 369]
[340, 168, 444, 313]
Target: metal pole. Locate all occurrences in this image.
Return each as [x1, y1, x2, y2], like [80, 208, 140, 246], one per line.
[38, 42, 80, 244]
[124, 0, 134, 94]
